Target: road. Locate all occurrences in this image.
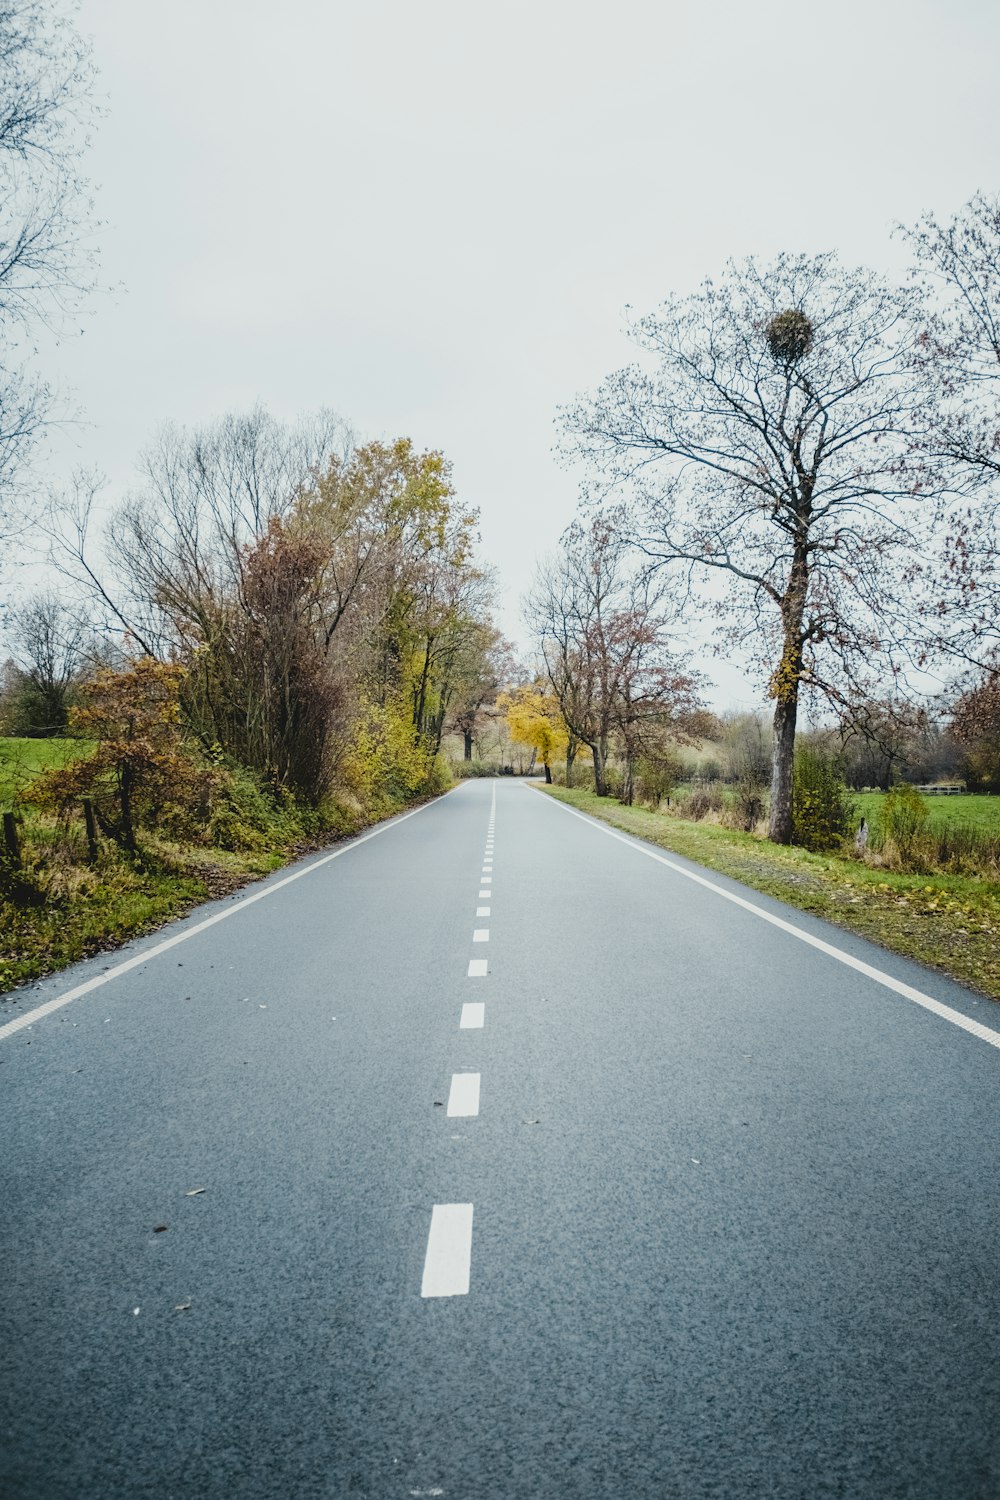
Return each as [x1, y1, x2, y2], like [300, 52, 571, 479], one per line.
[1, 777, 999, 1498]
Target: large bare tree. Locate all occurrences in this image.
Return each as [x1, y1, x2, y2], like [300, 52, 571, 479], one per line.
[900, 193, 1000, 678]
[0, 0, 100, 538]
[560, 253, 930, 842]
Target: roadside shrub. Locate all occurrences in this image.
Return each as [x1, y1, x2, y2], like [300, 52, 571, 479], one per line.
[720, 714, 770, 830]
[635, 750, 684, 808]
[873, 782, 929, 867]
[791, 744, 854, 851]
[343, 694, 435, 811]
[449, 760, 499, 779]
[33, 659, 206, 855]
[723, 783, 767, 832]
[603, 766, 625, 799]
[208, 765, 283, 851]
[423, 755, 453, 796]
[865, 786, 1000, 875]
[679, 784, 725, 821]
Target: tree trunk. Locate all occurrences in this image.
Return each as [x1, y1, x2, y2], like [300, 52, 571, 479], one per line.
[768, 693, 798, 841]
[544, 761, 552, 784]
[623, 749, 635, 806]
[592, 743, 606, 796]
[565, 737, 577, 787]
[463, 730, 473, 760]
[768, 541, 808, 844]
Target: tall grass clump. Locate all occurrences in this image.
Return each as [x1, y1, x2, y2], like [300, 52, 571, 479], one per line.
[870, 784, 1000, 874]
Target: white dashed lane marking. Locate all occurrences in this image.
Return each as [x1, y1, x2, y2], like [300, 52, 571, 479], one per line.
[460, 1003, 485, 1029]
[477, 906, 490, 917]
[467, 959, 488, 977]
[421, 1204, 473, 1297]
[473, 929, 489, 942]
[446, 1072, 481, 1117]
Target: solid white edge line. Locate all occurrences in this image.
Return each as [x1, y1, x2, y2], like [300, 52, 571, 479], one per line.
[421, 1203, 473, 1297]
[533, 788, 1000, 1053]
[0, 789, 458, 1044]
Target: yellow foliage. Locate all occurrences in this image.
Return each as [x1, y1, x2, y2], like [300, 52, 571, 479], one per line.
[498, 685, 568, 767]
[342, 690, 434, 810]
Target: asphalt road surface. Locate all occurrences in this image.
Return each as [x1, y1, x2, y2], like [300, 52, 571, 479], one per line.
[2, 778, 999, 1499]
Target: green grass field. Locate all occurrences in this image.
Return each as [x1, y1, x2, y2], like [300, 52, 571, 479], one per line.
[0, 736, 94, 811]
[854, 790, 1000, 831]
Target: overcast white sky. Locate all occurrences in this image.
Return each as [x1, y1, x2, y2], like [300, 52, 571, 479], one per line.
[32, 0, 1000, 707]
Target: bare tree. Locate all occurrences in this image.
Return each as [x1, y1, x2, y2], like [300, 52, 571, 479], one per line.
[528, 519, 700, 797]
[900, 194, 1000, 677]
[4, 585, 85, 731]
[0, 0, 101, 537]
[560, 253, 931, 841]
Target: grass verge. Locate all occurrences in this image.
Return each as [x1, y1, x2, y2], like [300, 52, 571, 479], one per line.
[540, 785, 1000, 1004]
[0, 792, 443, 996]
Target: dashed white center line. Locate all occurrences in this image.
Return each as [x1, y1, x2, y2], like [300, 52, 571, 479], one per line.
[477, 906, 490, 917]
[467, 958, 488, 977]
[446, 1072, 481, 1117]
[478, 888, 491, 899]
[472, 928, 489, 942]
[480, 875, 492, 884]
[421, 1204, 473, 1297]
[460, 1002, 484, 1028]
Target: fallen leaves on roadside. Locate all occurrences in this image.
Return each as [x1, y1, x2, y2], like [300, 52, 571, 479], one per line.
[153, 1224, 168, 1233]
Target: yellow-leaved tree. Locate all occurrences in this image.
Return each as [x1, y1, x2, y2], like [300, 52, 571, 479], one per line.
[498, 684, 568, 782]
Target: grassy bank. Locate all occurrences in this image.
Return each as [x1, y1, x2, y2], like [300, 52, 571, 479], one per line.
[0, 744, 449, 993]
[540, 785, 1000, 1003]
